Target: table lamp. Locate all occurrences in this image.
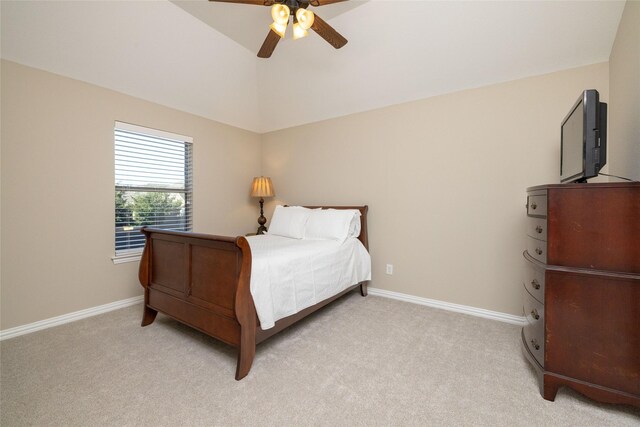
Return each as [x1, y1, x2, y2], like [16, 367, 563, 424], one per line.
[250, 176, 275, 234]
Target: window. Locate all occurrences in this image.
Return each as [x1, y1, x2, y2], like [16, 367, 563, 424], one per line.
[114, 122, 193, 261]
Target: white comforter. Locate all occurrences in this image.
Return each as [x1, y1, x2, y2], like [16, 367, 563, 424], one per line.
[245, 235, 372, 329]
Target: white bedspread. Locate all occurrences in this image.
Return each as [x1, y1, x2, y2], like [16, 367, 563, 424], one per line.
[245, 235, 372, 329]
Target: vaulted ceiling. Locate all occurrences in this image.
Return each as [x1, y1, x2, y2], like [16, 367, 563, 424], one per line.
[1, 1, 626, 133]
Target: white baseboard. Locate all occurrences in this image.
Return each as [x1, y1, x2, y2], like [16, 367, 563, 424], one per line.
[0, 295, 144, 341]
[368, 287, 525, 326]
[0, 289, 524, 341]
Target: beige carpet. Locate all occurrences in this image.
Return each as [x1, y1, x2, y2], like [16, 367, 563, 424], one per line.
[1, 292, 638, 426]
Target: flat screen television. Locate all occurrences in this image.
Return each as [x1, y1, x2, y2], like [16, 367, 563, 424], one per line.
[560, 89, 607, 183]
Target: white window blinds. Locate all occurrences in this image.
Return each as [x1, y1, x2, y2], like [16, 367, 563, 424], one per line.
[114, 122, 193, 255]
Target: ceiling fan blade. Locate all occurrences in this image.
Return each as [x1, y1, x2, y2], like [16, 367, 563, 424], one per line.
[208, 0, 275, 6]
[309, 0, 350, 6]
[257, 30, 281, 58]
[310, 14, 347, 49]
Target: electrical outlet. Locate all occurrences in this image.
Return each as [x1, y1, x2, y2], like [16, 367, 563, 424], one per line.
[386, 264, 393, 275]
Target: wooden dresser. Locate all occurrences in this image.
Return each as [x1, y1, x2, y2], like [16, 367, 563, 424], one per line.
[522, 182, 640, 407]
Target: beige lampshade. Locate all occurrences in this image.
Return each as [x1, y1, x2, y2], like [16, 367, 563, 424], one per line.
[269, 21, 287, 38]
[250, 177, 275, 198]
[292, 22, 308, 40]
[295, 8, 314, 30]
[271, 3, 290, 25]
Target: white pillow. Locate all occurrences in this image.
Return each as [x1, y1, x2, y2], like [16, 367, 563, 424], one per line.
[267, 205, 311, 239]
[347, 210, 362, 238]
[304, 209, 360, 242]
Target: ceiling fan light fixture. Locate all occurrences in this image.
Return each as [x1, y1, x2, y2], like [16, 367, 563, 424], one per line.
[271, 4, 290, 26]
[295, 8, 315, 30]
[208, 0, 347, 58]
[269, 21, 288, 38]
[292, 22, 308, 40]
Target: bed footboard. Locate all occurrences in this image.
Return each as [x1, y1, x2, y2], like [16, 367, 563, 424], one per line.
[138, 228, 256, 380]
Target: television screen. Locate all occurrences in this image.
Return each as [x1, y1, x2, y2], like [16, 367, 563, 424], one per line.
[560, 100, 584, 182]
[560, 90, 607, 183]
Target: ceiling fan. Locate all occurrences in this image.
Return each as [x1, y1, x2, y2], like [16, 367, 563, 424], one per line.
[209, 0, 349, 58]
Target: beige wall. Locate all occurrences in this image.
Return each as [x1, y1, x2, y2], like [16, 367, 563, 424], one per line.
[0, 60, 261, 330]
[609, 0, 640, 181]
[262, 63, 609, 316]
[4, 6, 638, 330]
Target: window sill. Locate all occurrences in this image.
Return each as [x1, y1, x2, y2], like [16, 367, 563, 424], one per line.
[111, 252, 142, 264]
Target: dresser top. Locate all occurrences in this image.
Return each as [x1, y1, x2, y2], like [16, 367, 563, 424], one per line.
[527, 182, 640, 192]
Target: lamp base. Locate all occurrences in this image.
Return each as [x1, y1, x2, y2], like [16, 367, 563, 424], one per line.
[256, 198, 268, 235]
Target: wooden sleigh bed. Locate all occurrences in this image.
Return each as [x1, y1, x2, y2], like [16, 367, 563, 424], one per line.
[138, 205, 369, 380]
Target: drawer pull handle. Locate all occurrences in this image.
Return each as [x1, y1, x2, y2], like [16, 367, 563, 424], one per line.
[531, 202, 537, 210]
[530, 339, 540, 351]
[531, 279, 540, 290]
[535, 225, 543, 234]
[535, 248, 543, 255]
[530, 308, 540, 320]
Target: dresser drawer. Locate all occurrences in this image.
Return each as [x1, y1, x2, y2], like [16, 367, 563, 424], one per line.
[526, 217, 547, 241]
[523, 287, 544, 366]
[524, 287, 543, 325]
[526, 237, 547, 264]
[524, 258, 545, 304]
[523, 318, 545, 367]
[527, 194, 547, 217]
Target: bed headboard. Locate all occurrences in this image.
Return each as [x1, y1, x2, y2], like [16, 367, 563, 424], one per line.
[299, 205, 369, 251]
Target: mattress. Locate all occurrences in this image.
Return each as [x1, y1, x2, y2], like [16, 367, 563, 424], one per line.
[245, 235, 372, 329]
